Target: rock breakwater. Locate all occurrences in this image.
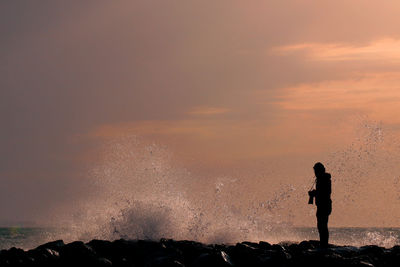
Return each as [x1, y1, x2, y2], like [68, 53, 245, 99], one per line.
[1, 239, 400, 266]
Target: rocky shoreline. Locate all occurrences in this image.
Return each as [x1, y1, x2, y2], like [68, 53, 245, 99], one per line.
[1, 238, 399, 266]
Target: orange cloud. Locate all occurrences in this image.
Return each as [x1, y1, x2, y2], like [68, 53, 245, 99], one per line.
[187, 106, 230, 116]
[276, 72, 400, 124]
[86, 71, 400, 170]
[273, 38, 400, 62]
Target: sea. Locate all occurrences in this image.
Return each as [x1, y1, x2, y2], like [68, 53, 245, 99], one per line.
[2, 123, 399, 251]
[1, 227, 400, 250]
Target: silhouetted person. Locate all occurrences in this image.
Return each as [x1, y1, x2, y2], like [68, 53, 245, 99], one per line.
[308, 162, 332, 247]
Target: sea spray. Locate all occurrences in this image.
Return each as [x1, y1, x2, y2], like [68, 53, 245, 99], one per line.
[39, 118, 400, 247]
[48, 134, 302, 244]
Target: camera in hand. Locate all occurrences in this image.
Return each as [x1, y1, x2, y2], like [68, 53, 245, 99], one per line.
[308, 191, 314, 204]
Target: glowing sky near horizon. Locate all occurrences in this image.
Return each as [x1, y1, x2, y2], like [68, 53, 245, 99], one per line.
[2, 1, 400, 227]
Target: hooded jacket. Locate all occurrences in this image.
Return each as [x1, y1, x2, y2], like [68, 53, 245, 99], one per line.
[315, 172, 332, 207]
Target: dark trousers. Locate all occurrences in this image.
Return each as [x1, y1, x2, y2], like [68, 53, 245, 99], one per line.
[317, 213, 329, 247]
[316, 204, 331, 247]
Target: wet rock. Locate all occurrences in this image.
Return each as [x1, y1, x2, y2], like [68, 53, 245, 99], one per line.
[229, 242, 278, 267]
[232, 242, 259, 259]
[171, 240, 212, 264]
[2, 238, 400, 267]
[109, 239, 143, 265]
[298, 240, 320, 250]
[147, 256, 185, 267]
[59, 241, 98, 265]
[330, 246, 360, 258]
[258, 241, 272, 250]
[241, 241, 259, 249]
[359, 245, 385, 265]
[36, 240, 65, 251]
[95, 257, 113, 266]
[342, 257, 375, 267]
[26, 247, 60, 266]
[87, 239, 114, 259]
[192, 251, 233, 267]
[271, 244, 285, 252]
[0, 247, 30, 266]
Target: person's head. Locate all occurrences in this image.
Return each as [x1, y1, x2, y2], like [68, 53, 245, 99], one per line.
[313, 162, 325, 177]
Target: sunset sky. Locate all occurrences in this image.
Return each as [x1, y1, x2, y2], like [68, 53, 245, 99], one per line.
[2, 1, 400, 227]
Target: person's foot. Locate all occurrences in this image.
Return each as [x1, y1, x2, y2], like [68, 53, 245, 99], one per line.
[320, 242, 329, 248]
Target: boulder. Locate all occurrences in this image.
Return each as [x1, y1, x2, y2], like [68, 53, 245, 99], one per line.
[0, 238, 399, 267]
[36, 240, 65, 251]
[26, 247, 60, 266]
[192, 251, 233, 267]
[59, 241, 98, 265]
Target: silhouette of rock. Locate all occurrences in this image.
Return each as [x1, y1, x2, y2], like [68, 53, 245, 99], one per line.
[1, 239, 399, 266]
[36, 240, 65, 251]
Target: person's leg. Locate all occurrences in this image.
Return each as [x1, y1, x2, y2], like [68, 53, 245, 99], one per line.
[317, 213, 329, 247]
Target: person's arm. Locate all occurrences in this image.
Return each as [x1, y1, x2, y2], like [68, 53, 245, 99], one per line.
[308, 189, 316, 197]
[321, 174, 331, 197]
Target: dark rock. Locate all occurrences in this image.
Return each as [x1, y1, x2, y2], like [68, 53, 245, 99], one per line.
[330, 246, 360, 258]
[87, 239, 114, 258]
[36, 240, 65, 251]
[232, 242, 259, 258]
[146, 256, 185, 267]
[170, 240, 212, 264]
[298, 240, 320, 250]
[1, 247, 30, 266]
[390, 245, 400, 253]
[109, 239, 141, 264]
[357, 261, 375, 267]
[271, 244, 285, 252]
[192, 251, 233, 267]
[241, 241, 259, 249]
[137, 239, 164, 251]
[359, 245, 385, 256]
[343, 258, 375, 267]
[59, 241, 98, 265]
[95, 257, 113, 266]
[26, 247, 60, 266]
[229, 242, 276, 267]
[278, 241, 297, 248]
[258, 241, 272, 250]
[2, 238, 400, 267]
